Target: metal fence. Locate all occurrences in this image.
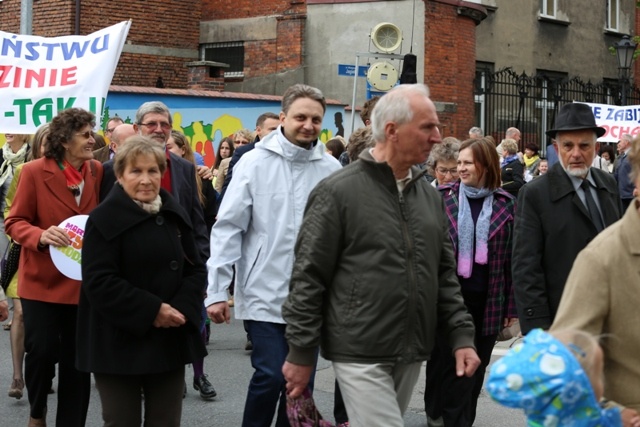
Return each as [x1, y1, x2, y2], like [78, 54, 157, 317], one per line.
[474, 67, 640, 157]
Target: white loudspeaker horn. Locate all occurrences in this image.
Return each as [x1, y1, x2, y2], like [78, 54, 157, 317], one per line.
[366, 61, 399, 91]
[370, 22, 402, 53]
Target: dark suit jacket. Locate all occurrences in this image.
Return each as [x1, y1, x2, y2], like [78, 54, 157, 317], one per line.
[614, 152, 635, 200]
[512, 163, 622, 333]
[219, 142, 255, 201]
[100, 152, 210, 260]
[5, 157, 103, 304]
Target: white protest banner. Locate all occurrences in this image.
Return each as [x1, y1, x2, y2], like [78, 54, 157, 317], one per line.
[50, 215, 88, 281]
[0, 21, 131, 133]
[581, 101, 640, 143]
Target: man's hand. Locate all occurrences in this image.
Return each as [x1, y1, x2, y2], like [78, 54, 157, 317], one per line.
[153, 303, 186, 328]
[207, 301, 230, 324]
[454, 347, 481, 377]
[0, 300, 8, 322]
[622, 408, 640, 427]
[197, 165, 213, 181]
[283, 361, 314, 399]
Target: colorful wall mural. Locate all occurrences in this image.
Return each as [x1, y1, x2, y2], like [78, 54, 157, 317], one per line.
[0, 90, 348, 168]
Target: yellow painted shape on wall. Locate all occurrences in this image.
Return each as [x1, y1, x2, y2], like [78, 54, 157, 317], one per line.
[191, 121, 209, 155]
[213, 114, 244, 141]
[172, 112, 184, 132]
[0, 134, 5, 147]
[319, 129, 333, 143]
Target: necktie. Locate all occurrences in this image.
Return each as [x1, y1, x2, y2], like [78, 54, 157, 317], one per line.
[581, 180, 604, 232]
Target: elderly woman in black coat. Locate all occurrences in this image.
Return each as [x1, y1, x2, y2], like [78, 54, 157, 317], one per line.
[77, 136, 207, 426]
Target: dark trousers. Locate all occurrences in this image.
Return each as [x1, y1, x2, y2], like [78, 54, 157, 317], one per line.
[334, 380, 348, 424]
[21, 298, 90, 425]
[94, 366, 185, 427]
[425, 290, 497, 427]
[243, 320, 317, 427]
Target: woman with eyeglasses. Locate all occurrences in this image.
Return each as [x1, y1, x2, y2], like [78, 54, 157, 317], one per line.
[426, 137, 460, 187]
[425, 137, 517, 427]
[232, 128, 253, 147]
[5, 108, 102, 427]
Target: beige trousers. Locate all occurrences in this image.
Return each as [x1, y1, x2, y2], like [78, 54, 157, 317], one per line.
[333, 361, 422, 427]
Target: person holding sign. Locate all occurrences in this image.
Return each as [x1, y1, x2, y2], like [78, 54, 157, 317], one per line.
[4, 108, 102, 427]
[77, 136, 207, 426]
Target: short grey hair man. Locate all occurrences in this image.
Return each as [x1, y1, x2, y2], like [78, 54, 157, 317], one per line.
[468, 126, 483, 139]
[618, 133, 633, 154]
[505, 127, 521, 142]
[282, 84, 479, 426]
[135, 101, 172, 126]
[370, 84, 430, 143]
[104, 116, 124, 140]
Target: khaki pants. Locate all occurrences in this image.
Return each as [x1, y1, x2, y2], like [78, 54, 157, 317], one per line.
[333, 361, 422, 427]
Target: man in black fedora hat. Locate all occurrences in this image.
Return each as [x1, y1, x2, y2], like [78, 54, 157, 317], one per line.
[512, 102, 623, 334]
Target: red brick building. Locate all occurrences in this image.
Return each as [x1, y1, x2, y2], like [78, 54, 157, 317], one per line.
[3, 0, 639, 140]
[0, 0, 202, 89]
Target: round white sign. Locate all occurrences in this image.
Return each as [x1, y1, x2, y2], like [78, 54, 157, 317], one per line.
[49, 215, 88, 281]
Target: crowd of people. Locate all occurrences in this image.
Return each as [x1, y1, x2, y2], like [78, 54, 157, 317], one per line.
[0, 83, 638, 427]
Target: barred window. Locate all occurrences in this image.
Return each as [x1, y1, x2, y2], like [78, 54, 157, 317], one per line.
[201, 42, 244, 77]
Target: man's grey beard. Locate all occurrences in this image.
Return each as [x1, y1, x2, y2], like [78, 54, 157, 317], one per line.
[558, 156, 589, 178]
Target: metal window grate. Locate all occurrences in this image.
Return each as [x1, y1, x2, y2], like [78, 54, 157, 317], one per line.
[201, 42, 244, 74]
[473, 66, 639, 155]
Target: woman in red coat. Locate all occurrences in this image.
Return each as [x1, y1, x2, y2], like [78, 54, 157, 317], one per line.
[5, 108, 102, 427]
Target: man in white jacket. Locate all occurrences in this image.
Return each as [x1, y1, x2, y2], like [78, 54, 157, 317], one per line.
[205, 84, 341, 427]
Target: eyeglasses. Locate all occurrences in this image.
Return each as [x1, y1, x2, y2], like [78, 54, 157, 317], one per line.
[75, 131, 95, 139]
[436, 167, 459, 176]
[235, 139, 249, 145]
[139, 121, 172, 131]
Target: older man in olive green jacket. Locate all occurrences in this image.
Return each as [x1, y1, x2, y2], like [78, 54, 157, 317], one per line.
[281, 84, 478, 427]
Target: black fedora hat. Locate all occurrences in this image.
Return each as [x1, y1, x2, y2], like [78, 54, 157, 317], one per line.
[546, 103, 606, 138]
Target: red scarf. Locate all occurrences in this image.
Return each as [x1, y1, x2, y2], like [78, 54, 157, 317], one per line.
[58, 159, 85, 196]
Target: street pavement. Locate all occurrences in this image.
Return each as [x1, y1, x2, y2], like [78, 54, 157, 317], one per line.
[0, 306, 525, 426]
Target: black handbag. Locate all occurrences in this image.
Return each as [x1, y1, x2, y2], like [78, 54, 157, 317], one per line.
[0, 242, 21, 292]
